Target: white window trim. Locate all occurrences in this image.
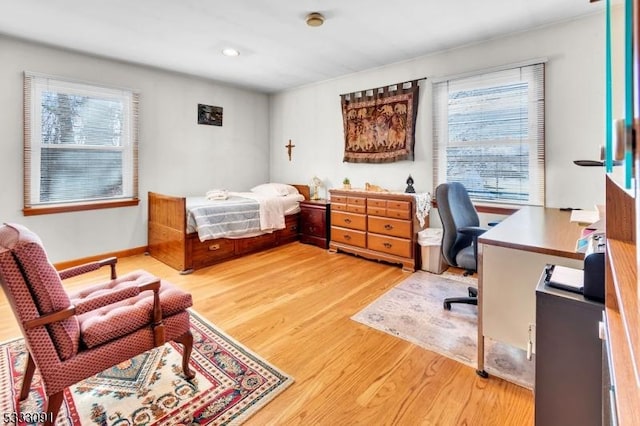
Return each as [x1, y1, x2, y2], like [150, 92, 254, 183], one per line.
[23, 72, 139, 214]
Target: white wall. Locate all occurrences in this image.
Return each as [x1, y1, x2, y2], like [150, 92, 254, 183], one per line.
[0, 36, 270, 262]
[269, 12, 610, 210]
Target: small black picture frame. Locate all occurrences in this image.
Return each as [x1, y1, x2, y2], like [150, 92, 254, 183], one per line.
[198, 104, 223, 126]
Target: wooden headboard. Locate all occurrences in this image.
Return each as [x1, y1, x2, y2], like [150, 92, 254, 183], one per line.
[292, 184, 311, 200]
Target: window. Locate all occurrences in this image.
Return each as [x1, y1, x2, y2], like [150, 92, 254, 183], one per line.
[23, 73, 139, 215]
[433, 62, 545, 206]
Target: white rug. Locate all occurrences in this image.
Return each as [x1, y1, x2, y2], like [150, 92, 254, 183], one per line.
[352, 271, 535, 389]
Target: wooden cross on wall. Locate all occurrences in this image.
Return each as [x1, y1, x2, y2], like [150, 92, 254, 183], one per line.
[285, 139, 295, 161]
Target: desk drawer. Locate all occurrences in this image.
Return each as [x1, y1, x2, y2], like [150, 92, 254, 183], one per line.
[331, 211, 366, 230]
[331, 226, 366, 248]
[368, 216, 411, 238]
[368, 233, 411, 258]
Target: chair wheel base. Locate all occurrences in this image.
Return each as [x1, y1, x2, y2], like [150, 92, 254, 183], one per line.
[476, 369, 488, 378]
[443, 302, 452, 310]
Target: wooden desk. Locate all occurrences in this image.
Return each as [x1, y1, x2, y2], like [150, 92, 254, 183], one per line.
[477, 206, 585, 376]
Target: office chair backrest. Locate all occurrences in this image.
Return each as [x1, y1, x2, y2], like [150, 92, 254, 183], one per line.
[435, 182, 480, 267]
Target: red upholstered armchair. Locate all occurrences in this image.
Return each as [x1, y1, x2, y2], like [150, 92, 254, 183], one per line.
[0, 223, 195, 426]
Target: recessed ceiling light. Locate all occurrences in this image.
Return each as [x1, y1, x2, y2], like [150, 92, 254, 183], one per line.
[305, 12, 325, 27]
[222, 48, 240, 57]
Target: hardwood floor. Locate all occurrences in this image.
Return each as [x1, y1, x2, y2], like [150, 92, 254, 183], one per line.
[0, 242, 534, 425]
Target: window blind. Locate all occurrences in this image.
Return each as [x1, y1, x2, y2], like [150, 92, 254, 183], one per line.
[432, 63, 545, 206]
[24, 73, 139, 209]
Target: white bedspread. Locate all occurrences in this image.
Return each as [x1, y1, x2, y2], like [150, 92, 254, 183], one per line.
[228, 191, 294, 231]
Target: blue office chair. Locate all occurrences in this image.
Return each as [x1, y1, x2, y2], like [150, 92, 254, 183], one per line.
[435, 182, 488, 310]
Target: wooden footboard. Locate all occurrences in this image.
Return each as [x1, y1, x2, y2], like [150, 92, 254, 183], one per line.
[148, 192, 189, 272]
[148, 186, 309, 274]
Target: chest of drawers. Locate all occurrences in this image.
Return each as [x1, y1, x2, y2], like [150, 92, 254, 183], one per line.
[329, 189, 427, 271]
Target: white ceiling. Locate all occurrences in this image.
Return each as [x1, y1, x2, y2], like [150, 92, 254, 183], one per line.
[0, 0, 604, 93]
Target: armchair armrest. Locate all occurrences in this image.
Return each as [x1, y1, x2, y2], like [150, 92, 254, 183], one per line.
[23, 306, 76, 330]
[58, 257, 118, 281]
[459, 226, 488, 238]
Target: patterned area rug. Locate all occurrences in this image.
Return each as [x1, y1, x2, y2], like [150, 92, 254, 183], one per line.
[352, 271, 534, 389]
[0, 311, 293, 425]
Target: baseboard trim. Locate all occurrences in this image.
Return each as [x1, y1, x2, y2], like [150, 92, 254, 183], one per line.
[54, 246, 148, 270]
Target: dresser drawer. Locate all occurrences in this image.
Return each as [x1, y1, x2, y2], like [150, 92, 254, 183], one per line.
[387, 200, 411, 211]
[301, 207, 326, 237]
[367, 198, 387, 208]
[386, 208, 411, 220]
[347, 204, 366, 214]
[331, 211, 366, 230]
[368, 216, 411, 238]
[331, 203, 347, 212]
[367, 233, 411, 258]
[347, 196, 366, 206]
[367, 206, 386, 216]
[367, 198, 411, 219]
[332, 195, 347, 204]
[331, 226, 366, 248]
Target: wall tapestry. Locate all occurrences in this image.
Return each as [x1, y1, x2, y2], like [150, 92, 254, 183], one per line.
[341, 80, 420, 163]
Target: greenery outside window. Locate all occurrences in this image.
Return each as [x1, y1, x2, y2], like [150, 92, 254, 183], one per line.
[432, 62, 545, 206]
[23, 73, 139, 215]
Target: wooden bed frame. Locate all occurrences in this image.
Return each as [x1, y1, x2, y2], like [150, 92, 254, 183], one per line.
[147, 185, 310, 274]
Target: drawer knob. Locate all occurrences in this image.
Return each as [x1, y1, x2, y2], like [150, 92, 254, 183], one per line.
[344, 234, 352, 240]
[383, 242, 392, 248]
[209, 244, 220, 251]
[344, 218, 352, 224]
[384, 224, 393, 230]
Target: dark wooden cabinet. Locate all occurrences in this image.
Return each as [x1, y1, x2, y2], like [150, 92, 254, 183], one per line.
[299, 200, 330, 248]
[535, 274, 604, 426]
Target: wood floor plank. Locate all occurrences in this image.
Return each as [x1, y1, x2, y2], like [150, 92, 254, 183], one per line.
[0, 242, 533, 425]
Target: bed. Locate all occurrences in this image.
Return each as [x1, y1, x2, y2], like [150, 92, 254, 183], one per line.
[148, 184, 310, 274]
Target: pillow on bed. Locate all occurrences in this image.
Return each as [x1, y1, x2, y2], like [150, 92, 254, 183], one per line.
[250, 183, 299, 197]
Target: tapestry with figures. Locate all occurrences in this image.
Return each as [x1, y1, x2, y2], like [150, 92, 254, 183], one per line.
[341, 80, 420, 163]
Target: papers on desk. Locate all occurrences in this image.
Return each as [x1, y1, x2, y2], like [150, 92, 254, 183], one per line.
[571, 205, 605, 252]
[547, 265, 584, 295]
[570, 209, 599, 225]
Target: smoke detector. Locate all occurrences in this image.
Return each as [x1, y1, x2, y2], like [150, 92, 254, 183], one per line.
[306, 12, 325, 27]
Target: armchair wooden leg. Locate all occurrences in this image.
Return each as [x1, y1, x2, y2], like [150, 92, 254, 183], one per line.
[19, 352, 35, 400]
[175, 330, 195, 380]
[44, 391, 64, 426]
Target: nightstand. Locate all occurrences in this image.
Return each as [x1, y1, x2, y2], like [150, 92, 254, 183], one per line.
[299, 199, 330, 248]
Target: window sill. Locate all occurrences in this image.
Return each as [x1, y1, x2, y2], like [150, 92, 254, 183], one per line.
[473, 203, 520, 215]
[23, 198, 139, 216]
[430, 200, 520, 216]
